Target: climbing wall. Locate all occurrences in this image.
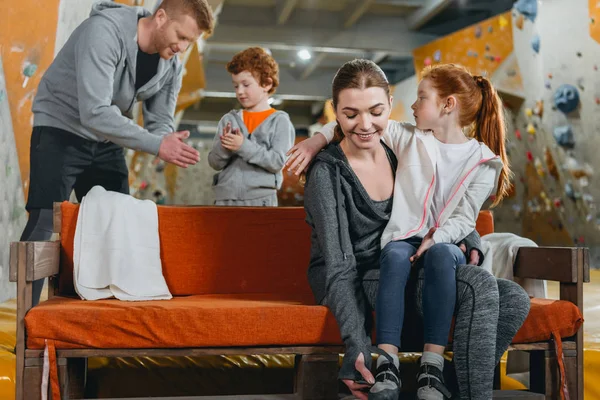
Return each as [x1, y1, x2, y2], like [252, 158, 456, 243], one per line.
[0, 58, 27, 303]
[396, 1, 600, 267]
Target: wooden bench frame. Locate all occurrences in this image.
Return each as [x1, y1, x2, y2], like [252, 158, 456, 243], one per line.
[9, 203, 590, 399]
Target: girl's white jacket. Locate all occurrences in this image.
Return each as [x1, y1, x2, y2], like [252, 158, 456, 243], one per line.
[319, 120, 503, 248]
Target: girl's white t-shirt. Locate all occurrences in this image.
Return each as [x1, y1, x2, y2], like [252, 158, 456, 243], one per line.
[427, 137, 480, 229]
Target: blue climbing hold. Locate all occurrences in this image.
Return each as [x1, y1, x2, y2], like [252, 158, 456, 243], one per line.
[565, 182, 576, 200]
[23, 63, 38, 77]
[531, 34, 540, 53]
[553, 125, 575, 149]
[433, 50, 441, 62]
[554, 84, 580, 114]
[514, 0, 538, 22]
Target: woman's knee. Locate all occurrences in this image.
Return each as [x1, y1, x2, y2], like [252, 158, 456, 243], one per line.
[456, 265, 499, 306]
[497, 278, 530, 320]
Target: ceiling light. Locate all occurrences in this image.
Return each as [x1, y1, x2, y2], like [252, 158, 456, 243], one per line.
[297, 49, 312, 61]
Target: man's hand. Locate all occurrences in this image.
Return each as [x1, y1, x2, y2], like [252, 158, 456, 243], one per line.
[220, 125, 244, 151]
[459, 243, 481, 265]
[341, 352, 374, 400]
[410, 227, 436, 263]
[158, 130, 200, 168]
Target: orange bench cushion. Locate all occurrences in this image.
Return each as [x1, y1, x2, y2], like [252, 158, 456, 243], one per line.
[513, 297, 583, 343]
[25, 294, 342, 350]
[25, 294, 581, 350]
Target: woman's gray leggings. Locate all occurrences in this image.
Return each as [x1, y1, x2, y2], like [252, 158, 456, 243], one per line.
[359, 264, 530, 400]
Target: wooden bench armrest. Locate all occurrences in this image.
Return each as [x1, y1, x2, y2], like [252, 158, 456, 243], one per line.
[9, 241, 60, 282]
[513, 247, 589, 283]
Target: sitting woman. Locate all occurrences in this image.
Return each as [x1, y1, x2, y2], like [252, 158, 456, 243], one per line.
[302, 59, 530, 400]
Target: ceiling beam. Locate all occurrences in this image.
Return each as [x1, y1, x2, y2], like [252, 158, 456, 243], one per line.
[300, 53, 328, 80]
[375, 0, 423, 6]
[408, 0, 453, 30]
[206, 41, 386, 57]
[344, 0, 376, 28]
[208, 13, 437, 58]
[275, 0, 298, 25]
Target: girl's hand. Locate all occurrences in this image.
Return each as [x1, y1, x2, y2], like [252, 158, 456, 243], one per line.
[285, 134, 328, 176]
[410, 227, 436, 263]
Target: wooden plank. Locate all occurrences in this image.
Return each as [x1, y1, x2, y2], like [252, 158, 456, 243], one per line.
[26, 346, 346, 359]
[581, 247, 590, 283]
[53, 202, 62, 234]
[508, 341, 576, 351]
[25, 241, 60, 281]
[513, 247, 589, 283]
[93, 396, 298, 400]
[16, 243, 33, 400]
[23, 341, 574, 360]
[294, 354, 338, 399]
[23, 365, 42, 400]
[9, 242, 18, 282]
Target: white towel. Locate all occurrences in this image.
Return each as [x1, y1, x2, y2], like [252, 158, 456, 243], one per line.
[73, 186, 172, 301]
[480, 232, 547, 299]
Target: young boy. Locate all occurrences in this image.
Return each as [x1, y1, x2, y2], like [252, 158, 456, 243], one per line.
[208, 47, 295, 206]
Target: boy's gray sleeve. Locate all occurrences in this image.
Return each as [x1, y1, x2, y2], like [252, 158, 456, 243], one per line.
[235, 116, 295, 173]
[75, 18, 163, 155]
[208, 117, 234, 171]
[142, 64, 183, 136]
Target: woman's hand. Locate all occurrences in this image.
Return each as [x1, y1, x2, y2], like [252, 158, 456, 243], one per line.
[410, 227, 436, 263]
[341, 352, 374, 400]
[285, 133, 328, 176]
[458, 243, 480, 265]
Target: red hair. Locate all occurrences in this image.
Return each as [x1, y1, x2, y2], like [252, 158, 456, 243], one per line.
[421, 64, 511, 206]
[226, 47, 279, 95]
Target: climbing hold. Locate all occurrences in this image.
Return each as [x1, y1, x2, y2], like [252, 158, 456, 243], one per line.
[531, 34, 540, 53]
[424, 57, 432, 66]
[534, 100, 544, 117]
[23, 63, 38, 77]
[577, 77, 585, 91]
[514, 0, 537, 22]
[548, 73, 553, 79]
[577, 52, 582, 57]
[525, 108, 533, 117]
[565, 182, 576, 200]
[488, 25, 493, 33]
[499, 15, 509, 29]
[515, 13, 525, 30]
[554, 84, 580, 114]
[475, 26, 482, 38]
[515, 129, 522, 140]
[433, 50, 441, 62]
[534, 158, 544, 176]
[527, 123, 536, 134]
[544, 147, 559, 179]
[545, 81, 551, 89]
[526, 151, 533, 162]
[554, 198, 563, 208]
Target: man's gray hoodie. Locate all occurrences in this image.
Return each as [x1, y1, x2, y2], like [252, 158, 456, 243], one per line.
[32, 1, 182, 155]
[208, 110, 295, 201]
